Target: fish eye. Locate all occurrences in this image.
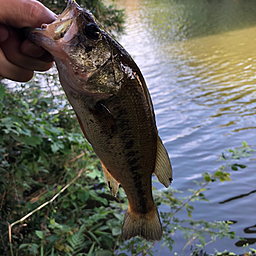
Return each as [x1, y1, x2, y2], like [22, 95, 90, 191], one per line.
[84, 23, 101, 40]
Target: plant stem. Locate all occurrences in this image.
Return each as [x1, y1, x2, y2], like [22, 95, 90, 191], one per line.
[164, 181, 210, 229]
[7, 168, 84, 253]
[180, 236, 196, 256]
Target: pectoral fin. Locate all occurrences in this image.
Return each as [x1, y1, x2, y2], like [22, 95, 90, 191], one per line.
[100, 161, 120, 196]
[153, 136, 173, 188]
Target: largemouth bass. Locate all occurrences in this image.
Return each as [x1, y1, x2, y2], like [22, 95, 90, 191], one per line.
[29, 0, 172, 241]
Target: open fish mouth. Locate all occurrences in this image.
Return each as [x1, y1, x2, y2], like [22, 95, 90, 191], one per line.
[36, 0, 81, 37]
[27, 0, 82, 58]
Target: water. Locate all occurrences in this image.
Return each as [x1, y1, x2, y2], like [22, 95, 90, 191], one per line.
[110, 0, 256, 254]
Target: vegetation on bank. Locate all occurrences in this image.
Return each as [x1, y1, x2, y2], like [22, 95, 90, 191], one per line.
[0, 0, 256, 255]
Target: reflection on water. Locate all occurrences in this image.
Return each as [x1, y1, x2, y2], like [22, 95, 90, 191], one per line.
[236, 223, 256, 247]
[219, 189, 256, 204]
[111, 0, 256, 254]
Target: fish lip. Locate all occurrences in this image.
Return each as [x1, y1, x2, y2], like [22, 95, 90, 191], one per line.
[55, 0, 82, 24]
[28, 0, 82, 40]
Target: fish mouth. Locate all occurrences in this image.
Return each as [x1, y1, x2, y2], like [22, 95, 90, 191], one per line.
[28, 0, 82, 58]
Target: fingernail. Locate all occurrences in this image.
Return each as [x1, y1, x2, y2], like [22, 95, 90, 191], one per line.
[0, 25, 9, 43]
[22, 42, 45, 57]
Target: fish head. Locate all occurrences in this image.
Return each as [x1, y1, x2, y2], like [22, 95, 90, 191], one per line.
[29, 0, 121, 96]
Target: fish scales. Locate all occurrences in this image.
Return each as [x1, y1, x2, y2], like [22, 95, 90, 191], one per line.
[28, 0, 173, 241]
[69, 76, 157, 215]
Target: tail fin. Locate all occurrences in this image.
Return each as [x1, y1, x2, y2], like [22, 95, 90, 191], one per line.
[122, 205, 162, 241]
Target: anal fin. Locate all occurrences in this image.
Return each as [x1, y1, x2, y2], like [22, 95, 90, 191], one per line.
[100, 161, 120, 197]
[153, 135, 173, 188]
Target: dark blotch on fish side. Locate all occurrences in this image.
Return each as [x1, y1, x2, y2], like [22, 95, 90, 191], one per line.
[130, 165, 140, 172]
[133, 172, 142, 182]
[126, 151, 137, 158]
[110, 125, 117, 133]
[134, 180, 148, 214]
[124, 139, 134, 150]
[118, 119, 130, 131]
[128, 157, 139, 166]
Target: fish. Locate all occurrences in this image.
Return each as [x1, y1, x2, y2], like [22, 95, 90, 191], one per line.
[28, 0, 173, 241]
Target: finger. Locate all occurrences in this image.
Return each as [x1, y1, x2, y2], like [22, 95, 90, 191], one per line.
[21, 39, 54, 63]
[0, 0, 57, 28]
[0, 47, 34, 82]
[21, 39, 45, 58]
[0, 24, 9, 43]
[0, 27, 53, 72]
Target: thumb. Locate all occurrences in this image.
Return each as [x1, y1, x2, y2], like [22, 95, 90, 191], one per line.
[0, 0, 57, 28]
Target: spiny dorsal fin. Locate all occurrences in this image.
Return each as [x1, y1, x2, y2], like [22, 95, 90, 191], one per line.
[153, 135, 173, 188]
[100, 161, 120, 197]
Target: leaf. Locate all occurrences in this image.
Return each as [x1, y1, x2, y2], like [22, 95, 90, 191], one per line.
[46, 234, 59, 244]
[50, 218, 55, 226]
[197, 234, 206, 246]
[242, 141, 248, 147]
[221, 152, 226, 159]
[87, 242, 96, 256]
[19, 244, 29, 249]
[62, 201, 70, 209]
[51, 142, 64, 153]
[30, 243, 39, 254]
[231, 163, 247, 170]
[113, 212, 124, 221]
[22, 135, 42, 147]
[35, 230, 44, 239]
[96, 250, 113, 256]
[231, 165, 238, 171]
[237, 164, 247, 169]
[68, 231, 85, 251]
[0, 84, 5, 101]
[112, 226, 121, 236]
[77, 190, 89, 203]
[203, 172, 211, 182]
[21, 100, 29, 109]
[70, 193, 76, 200]
[88, 231, 100, 245]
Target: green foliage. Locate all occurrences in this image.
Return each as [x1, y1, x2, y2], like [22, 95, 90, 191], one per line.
[0, 76, 123, 256]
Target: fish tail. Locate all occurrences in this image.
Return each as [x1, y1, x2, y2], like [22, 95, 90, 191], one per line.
[122, 205, 162, 241]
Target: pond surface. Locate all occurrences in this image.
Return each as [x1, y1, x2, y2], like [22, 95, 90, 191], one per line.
[112, 0, 256, 254]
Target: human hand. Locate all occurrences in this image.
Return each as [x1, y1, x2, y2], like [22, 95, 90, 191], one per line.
[0, 0, 57, 82]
